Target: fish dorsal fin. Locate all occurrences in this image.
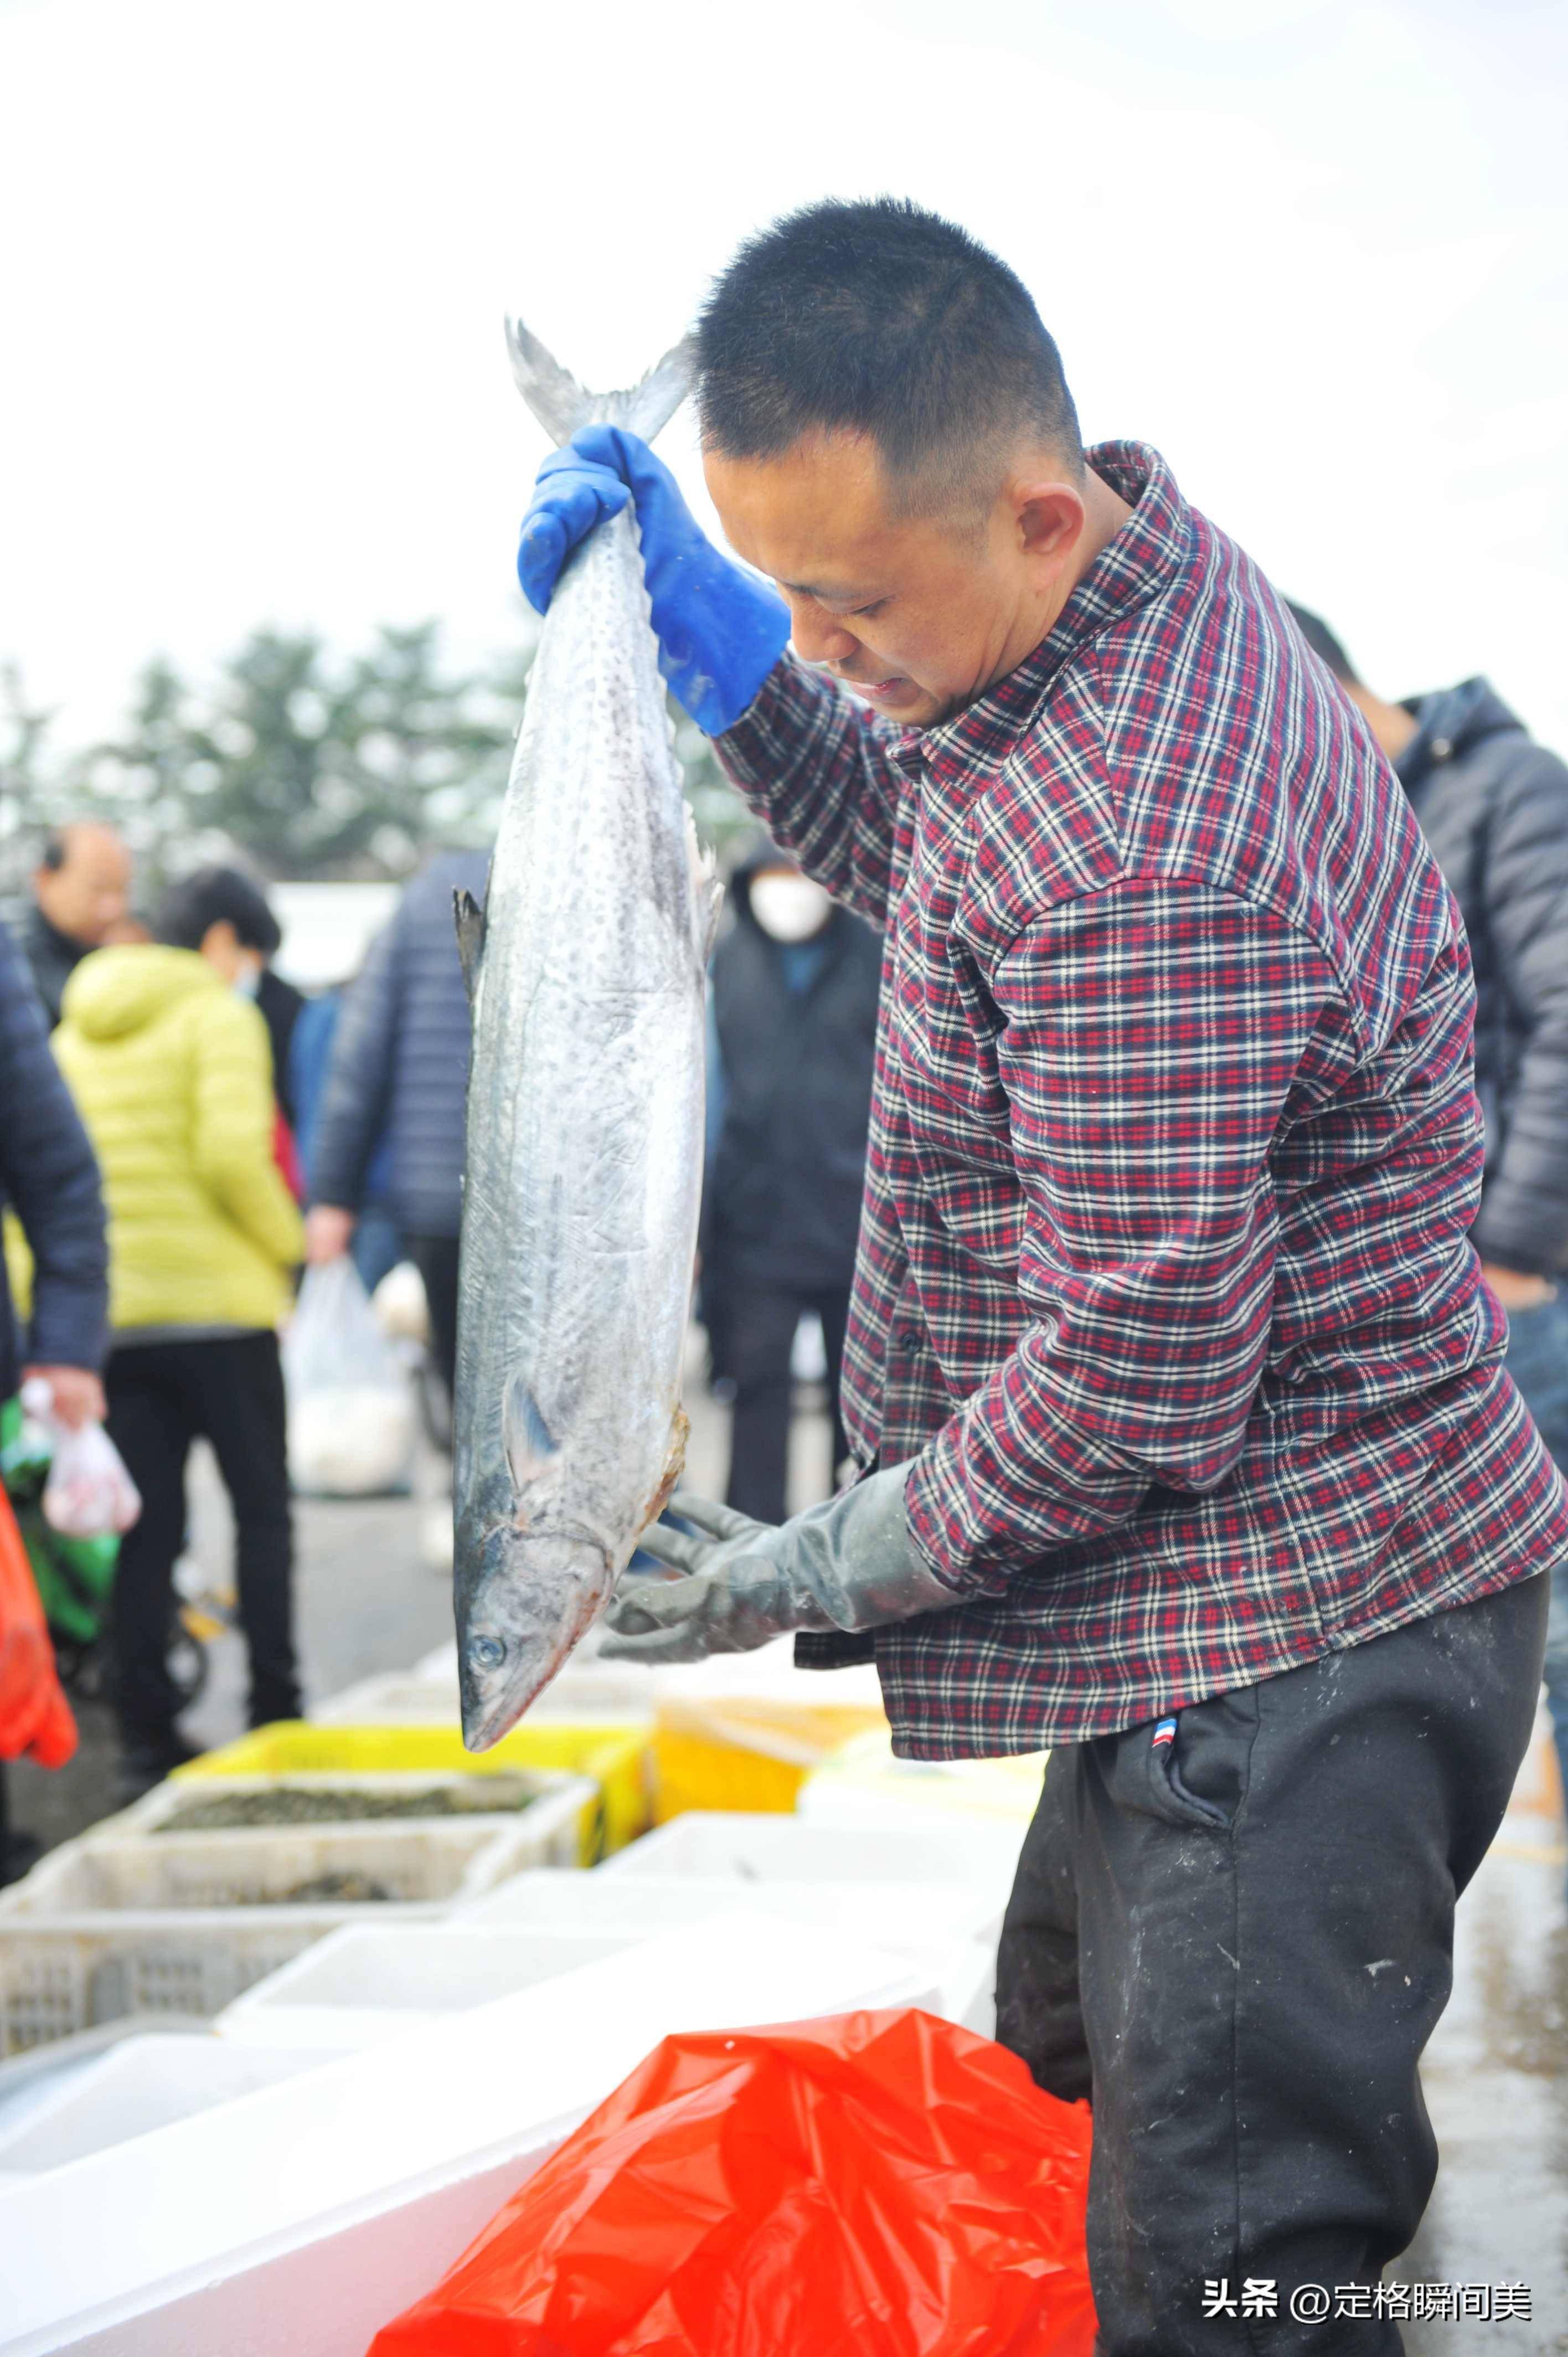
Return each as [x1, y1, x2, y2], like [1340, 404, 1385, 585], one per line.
[503, 1371, 559, 1491]
[453, 887, 486, 1007]
[684, 807, 724, 961]
[504, 316, 694, 449]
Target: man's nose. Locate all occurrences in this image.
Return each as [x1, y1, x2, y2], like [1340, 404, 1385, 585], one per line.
[787, 595, 859, 670]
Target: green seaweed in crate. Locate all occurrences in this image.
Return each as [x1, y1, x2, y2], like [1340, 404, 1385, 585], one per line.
[156, 1777, 539, 1831]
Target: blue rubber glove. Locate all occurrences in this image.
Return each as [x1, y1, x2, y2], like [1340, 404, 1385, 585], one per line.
[517, 425, 790, 738]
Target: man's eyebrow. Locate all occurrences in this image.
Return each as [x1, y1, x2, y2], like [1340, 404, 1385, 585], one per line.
[778, 578, 880, 603]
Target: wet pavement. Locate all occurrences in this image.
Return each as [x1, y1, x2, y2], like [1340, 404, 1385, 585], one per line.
[4, 1356, 1566, 2338]
[1398, 1720, 1568, 2350]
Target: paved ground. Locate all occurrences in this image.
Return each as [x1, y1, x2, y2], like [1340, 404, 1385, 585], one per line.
[4, 1347, 1565, 2329]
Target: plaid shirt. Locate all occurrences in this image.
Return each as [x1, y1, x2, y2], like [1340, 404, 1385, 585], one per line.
[716, 442, 1568, 1761]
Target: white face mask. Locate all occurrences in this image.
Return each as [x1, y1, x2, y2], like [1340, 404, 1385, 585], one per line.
[749, 873, 833, 944]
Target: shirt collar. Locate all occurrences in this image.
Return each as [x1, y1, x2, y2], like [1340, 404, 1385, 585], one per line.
[888, 440, 1193, 782]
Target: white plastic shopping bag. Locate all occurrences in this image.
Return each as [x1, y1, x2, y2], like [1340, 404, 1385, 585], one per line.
[282, 1258, 416, 1496]
[18, 1378, 142, 1538]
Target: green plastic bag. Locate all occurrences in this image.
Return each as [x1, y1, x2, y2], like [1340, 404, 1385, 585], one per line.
[0, 1396, 118, 1648]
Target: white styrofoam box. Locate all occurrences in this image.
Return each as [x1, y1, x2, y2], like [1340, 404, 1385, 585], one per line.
[601, 1808, 1026, 1897]
[216, 1926, 642, 2051]
[0, 1910, 941, 2357]
[0, 2036, 323, 2174]
[460, 1864, 1007, 1949]
[308, 1675, 459, 1726]
[941, 1943, 998, 2040]
[3, 1773, 594, 1916]
[800, 1730, 1048, 1827]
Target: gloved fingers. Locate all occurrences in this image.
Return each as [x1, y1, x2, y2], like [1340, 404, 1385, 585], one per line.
[517, 464, 631, 613]
[665, 1492, 768, 1544]
[568, 424, 679, 505]
[603, 1571, 710, 1638]
[633, 1520, 719, 1576]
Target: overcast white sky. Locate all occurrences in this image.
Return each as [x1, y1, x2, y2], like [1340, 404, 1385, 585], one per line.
[2, 0, 1565, 766]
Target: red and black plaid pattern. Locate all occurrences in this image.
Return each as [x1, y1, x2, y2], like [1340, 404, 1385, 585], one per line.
[718, 442, 1568, 1759]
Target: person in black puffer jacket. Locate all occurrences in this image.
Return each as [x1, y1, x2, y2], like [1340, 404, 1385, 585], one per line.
[305, 849, 488, 1397]
[1288, 606, 1568, 1810]
[702, 838, 881, 1526]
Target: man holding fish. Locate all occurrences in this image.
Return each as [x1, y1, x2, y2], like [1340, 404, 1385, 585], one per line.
[515, 198, 1565, 2348]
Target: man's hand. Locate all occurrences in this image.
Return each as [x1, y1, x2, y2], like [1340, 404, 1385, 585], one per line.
[517, 425, 789, 738]
[1481, 1262, 1557, 1314]
[22, 1366, 105, 1430]
[305, 1205, 356, 1265]
[599, 1466, 958, 1664]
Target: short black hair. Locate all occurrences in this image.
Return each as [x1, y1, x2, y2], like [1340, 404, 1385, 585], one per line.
[158, 863, 281, 957]
[1284, 602, 1361, 689]
[697, 198, 1082, 514]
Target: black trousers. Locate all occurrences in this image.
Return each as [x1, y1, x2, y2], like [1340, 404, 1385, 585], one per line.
[720, 1280, 851, 1527]
[406, 1232, 459, 1403]
[994, 1574, 1548, 2355]
[106, 1331, 299, 1761]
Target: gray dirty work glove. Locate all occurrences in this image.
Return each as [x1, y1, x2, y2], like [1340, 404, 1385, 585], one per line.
[599, 1464, 958, 1663]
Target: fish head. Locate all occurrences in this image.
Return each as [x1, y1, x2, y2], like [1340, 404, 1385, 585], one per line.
[455, 1517, 613, 1752]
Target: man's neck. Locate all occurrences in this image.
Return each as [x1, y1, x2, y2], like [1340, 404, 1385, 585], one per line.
[1346, 683, 1420, 766]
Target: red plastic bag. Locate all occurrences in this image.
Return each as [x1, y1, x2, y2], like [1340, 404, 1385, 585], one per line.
[369, 2008, 1096, 2357]
[0, 1480, 77, 1768]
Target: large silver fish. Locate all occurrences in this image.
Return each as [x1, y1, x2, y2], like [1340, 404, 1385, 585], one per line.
[453, 320, 718, 1752]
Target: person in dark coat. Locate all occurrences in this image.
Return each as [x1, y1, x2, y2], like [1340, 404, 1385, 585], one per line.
[1287, 605, 1568, 1805]
[703, 838, 880, 1525]
[305, 849, 488, 1397]
[0, 913, 110, 1879]
[23, 823, 133, 1025]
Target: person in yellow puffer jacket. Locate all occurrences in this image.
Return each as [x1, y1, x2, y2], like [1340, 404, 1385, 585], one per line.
[52, 934, 305, 1794]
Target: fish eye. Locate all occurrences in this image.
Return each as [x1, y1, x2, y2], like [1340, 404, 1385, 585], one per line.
[470, 1636, 506, 1670]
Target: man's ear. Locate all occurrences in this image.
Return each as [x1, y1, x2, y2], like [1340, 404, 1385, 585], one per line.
[1014, 480, 1086, 565]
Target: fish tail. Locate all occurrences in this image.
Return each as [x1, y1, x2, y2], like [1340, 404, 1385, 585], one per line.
[504, 316, 694, 447]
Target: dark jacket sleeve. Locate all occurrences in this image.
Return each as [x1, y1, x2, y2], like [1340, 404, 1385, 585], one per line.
[307, 912, 403, 1213]
[1472, 742, 1568, 1273]
[0, 916, 109, 1381]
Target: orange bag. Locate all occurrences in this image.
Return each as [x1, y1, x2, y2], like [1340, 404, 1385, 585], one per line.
[0, 1480, 78, 1768]
[369, 2008, 1096, 2357]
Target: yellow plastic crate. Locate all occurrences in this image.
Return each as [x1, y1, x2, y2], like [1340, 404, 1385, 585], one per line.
[649, 1699, 889, 1823]
[172, 1722, 652, 1864]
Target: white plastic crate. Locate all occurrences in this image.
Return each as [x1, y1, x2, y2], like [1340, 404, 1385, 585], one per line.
[0, 1774, 594, 2054]
[0, 1904, 439, 2055]
[216, 1924, 643, 2049]
[5, 1772, 592, 1914]
[600, 1807, 1025, 1895]
[0, 2035, 322, 2174]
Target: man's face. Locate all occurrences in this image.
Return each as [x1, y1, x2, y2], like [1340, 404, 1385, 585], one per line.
[704, 429, 1076, 730]
[34, 826, 132, 948]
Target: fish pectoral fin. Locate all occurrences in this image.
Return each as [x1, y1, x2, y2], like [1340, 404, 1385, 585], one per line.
[503, 1373, 559, 1489]
[454, 888, 486, 1007]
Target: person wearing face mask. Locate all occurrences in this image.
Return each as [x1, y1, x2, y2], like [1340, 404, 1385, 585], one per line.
[45, 900, 304, 1795]
[703, 838, 881, 1525]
